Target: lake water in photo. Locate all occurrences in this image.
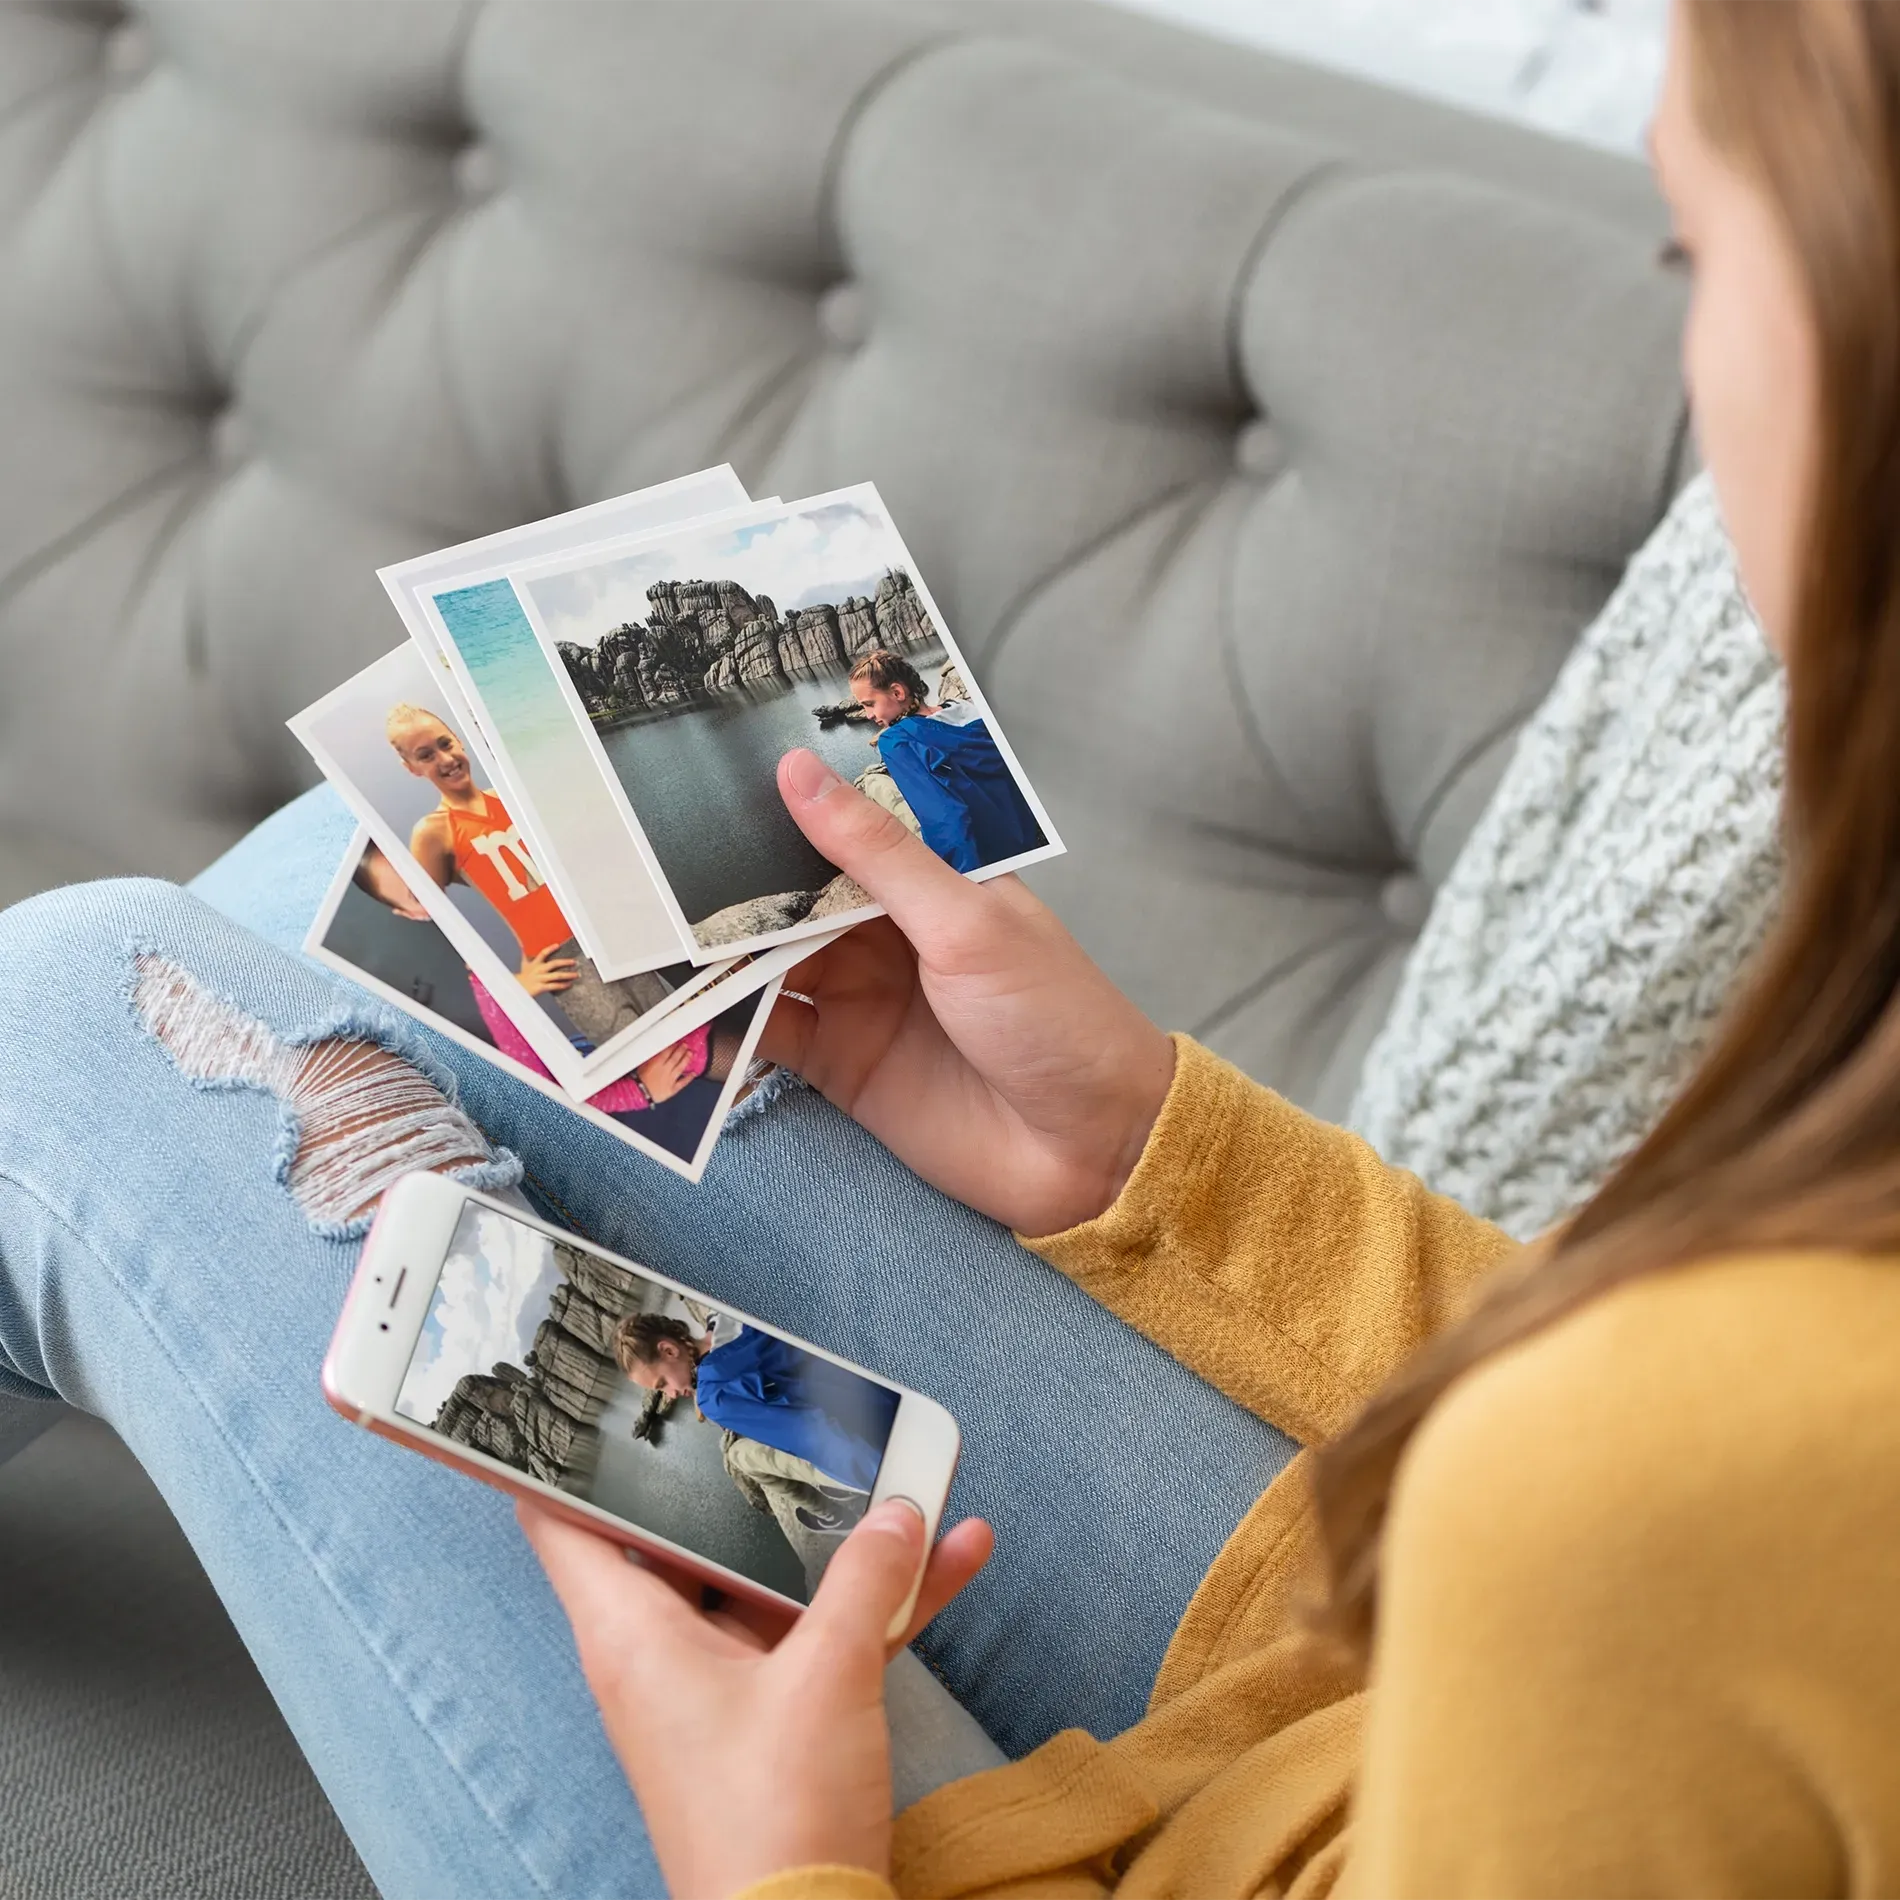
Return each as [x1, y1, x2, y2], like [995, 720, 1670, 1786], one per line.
[599, 643, 948, 926]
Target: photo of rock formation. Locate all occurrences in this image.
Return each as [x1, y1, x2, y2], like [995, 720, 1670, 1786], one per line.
[431, 1242, 644, 1494]
[433, 1363, 601, 1494]
[511, 487, 1051, 961]
[554, 566, 937, 725]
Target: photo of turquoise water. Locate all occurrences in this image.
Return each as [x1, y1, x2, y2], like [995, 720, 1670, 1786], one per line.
[434, 579, 578, 761]
[430, 574, 698, 971]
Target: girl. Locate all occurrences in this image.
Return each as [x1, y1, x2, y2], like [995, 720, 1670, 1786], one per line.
[526, 4, 1900, 1893]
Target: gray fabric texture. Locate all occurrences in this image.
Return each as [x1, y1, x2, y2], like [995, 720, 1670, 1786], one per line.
[0, 1414, 376, 1900]
[939, 0, 1672, 237]
[1348, 473, 1785, 1238]
[0, 0, 1686, 1116]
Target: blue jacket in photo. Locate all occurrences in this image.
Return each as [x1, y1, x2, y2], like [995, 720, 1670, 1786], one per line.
[876, 709, 1046, 872]
[694, 1326, 899, 1492]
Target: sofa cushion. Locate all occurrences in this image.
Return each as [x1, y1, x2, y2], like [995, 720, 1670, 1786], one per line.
[778, 33, 1687, 1108]
[0, 0, 1683, 1118]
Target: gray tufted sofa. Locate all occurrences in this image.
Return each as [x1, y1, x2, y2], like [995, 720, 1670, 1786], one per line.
[0, 2, 1686, 1893]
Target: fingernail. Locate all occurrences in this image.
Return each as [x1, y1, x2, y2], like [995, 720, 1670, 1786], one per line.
[867, 1497, 926, 1537]
[784, 748, 842, 802]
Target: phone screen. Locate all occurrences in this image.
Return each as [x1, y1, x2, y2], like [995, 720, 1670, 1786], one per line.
[392, 1198, 901, 1603]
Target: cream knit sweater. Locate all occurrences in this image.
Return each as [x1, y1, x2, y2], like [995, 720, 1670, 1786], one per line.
[1347, 473, 1785, 1238]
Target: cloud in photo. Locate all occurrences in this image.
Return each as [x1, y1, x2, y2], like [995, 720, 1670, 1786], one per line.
[528, 500, 910, 650]
[396, 1207, 565, 1423]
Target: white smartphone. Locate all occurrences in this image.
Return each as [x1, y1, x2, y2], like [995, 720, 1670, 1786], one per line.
[324, 1172, 960, 1632]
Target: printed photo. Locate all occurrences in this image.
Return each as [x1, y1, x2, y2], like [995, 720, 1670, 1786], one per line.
[381, 467, 754, 980]
[440, 484, 1063, 960]
[379, 468, 751, 646]
[308, 830, 778, 1179]
[396, 1199, 900, 1601]
[290, 643, 733, 1094]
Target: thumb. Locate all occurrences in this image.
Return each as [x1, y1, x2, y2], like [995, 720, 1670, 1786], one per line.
[778, 750, 971, 941]
[790, 1498, 928, 1669]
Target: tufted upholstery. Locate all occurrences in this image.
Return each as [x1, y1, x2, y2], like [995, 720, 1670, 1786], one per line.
[0, 0, 1687, 1125]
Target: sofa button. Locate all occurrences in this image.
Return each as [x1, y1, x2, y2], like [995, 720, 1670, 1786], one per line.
[1380, 871, 1432, 934]
[104, 20, 155, 81]
[817, 282, 869, 351]
[1234, 417, 1284, 480]
[453, 142, 502, 200]
[208, 406, 253, 468]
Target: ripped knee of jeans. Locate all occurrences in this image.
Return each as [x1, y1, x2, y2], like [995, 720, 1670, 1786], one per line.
[724, 1057, 805, 1128]
[131, 953, 520, 1236]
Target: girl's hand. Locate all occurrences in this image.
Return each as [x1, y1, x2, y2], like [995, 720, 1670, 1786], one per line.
[762, 750, 1175, 1237]
[636, 1042, 698, 1104]
[521, 1497, 993, 1900]
[353, 842, 433, 921]
[518, 947, 579, 997]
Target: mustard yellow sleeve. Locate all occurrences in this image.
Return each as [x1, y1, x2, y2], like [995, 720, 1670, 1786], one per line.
[728, 1867, 894, 1900]
[1022, 1035, 1518, 1444]
[1342, 1253, 1890, 1897]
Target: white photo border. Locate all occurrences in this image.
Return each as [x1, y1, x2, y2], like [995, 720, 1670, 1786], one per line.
[378, 467, 752, 975]
[400, 491, 769, 978]
[472, 481, 1068, 963]
[287, 645, 734, 1094]
[305, 827, 780, 1184]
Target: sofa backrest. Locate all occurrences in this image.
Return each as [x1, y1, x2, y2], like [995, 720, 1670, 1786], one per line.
[0, 0, 1687, 1114]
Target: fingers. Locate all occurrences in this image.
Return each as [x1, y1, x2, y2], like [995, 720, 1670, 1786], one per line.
[639, 1049, 691, 1086]
[894, 1517, 994, 1646]
[703, 1591, 800, 1650]
[757, 921, 919, 1075]
[519, 955, 578, 996]
[791, 1497, 928, 1662]
[759, 987, 818, 1071]
[781, 943, 833, 995]
[757, 1003, 807, 1071]
[520, 1503, 783, 1659]
[518, 1501, 691, 1638]
[777, 751, 975, 948]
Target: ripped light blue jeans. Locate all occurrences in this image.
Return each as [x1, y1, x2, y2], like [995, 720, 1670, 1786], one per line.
[0, 788, 1298, 1900]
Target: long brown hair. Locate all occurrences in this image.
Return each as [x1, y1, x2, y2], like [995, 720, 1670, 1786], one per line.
[1316, 0, 1900, 1654]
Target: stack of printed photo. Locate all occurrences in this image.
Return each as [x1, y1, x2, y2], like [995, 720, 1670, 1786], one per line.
[290, 467, 1062, 1182]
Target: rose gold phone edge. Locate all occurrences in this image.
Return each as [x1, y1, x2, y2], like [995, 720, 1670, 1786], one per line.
[323, 1173, 962, 1637]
